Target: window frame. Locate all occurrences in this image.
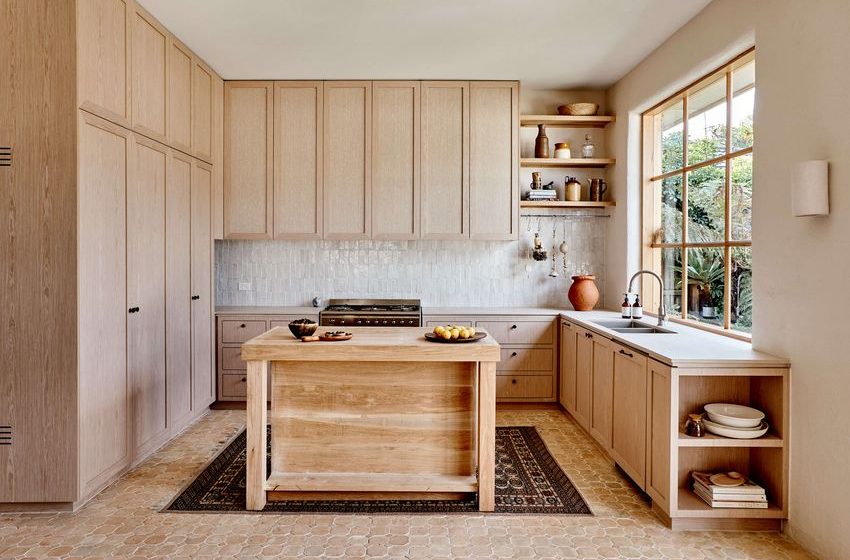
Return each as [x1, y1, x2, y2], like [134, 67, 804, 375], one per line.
[640, 48, 755, 340]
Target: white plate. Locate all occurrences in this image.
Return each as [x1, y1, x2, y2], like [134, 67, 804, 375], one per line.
[704, 418, 769, 439]
[704, 403, 765, 428]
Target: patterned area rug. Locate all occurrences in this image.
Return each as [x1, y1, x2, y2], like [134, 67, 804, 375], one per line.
[164, 426, 591, 515]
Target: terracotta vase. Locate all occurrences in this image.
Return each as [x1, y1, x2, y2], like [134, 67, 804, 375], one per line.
[568, 275, 599, 311]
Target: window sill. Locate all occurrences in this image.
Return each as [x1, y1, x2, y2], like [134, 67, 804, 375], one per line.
[643, 313, 753, 343]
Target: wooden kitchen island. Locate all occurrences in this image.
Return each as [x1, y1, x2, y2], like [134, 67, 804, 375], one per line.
[241, 327, 501, 511]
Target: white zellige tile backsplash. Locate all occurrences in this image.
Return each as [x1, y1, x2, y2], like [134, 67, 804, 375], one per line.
[215, 214, 607, 308]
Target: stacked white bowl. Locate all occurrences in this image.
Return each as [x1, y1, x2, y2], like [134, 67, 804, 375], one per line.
[703, 403, 768, 439]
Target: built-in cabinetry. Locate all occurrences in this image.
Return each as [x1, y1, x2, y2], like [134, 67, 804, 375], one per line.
[223, 80, 518, 241]
[558, 316, 790, 531]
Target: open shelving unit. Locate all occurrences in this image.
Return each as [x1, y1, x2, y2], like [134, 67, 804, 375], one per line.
[520, 114, 616, 127]
[520, 200, 615, 209]
[520, 157, 615, 168]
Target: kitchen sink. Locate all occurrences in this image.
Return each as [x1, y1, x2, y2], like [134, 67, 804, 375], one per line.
[591, 319, 676, 334]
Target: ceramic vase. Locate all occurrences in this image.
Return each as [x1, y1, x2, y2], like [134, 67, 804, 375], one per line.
[568, 275, 599, 311]
[534, 124, 549, 158]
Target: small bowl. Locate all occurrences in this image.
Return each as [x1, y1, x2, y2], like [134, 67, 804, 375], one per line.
[558, 103, 599, 116]
[288, 319, 318, 338]
[704, 403, 765, 428]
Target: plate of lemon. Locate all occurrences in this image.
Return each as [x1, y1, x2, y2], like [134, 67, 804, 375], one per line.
[424, 325, 487, 343]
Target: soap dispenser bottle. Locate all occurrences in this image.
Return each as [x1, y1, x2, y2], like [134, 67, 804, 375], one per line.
[621, 293, 632, 318]
[632, 294, 643, 319]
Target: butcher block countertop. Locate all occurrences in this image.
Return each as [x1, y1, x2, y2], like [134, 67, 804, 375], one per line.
[240, 326, 501, 362]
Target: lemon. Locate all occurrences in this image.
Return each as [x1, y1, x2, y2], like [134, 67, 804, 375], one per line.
[434, 326, 445, 335]
[450, 328, 460, 339]
[468, 327, 476, 336]
[459, 329, 470, 339]
[441, 330, 452, 340]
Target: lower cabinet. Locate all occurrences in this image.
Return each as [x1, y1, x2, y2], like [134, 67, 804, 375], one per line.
[573, 326, 593, 429]
[610, 342, 648, 489]
[558, 320, 577, 414]
[589, 335, 614, 452]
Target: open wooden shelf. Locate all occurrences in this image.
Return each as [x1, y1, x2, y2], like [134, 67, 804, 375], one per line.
[677, 431, 783, 448]
[676, 488, 785, 518]
[520, 115, 615, 128]
[520, 157, 615, 168]
[520, 201, 615, 208]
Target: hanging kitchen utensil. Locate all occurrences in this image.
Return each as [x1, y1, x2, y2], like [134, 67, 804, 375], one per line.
[532, 232, 548, 261]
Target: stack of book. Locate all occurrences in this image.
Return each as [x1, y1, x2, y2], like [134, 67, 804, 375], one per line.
[526, 189, 557, 202]
[692, 472, 768, 508]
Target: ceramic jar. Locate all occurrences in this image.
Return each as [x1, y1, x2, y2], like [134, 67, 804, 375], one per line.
[534, 124, 549, 158]
[685, 413, 706, 437]
[565, 176, 582, 201]
[553, 142, 571, 159]
[568, 275, 599, 311]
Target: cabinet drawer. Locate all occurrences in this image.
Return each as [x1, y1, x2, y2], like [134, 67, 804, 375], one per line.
[220, 346, 245, 370]
[496, 375, 554, 399]
[220, 373, 248, 398]
[475, 320, 553, 345]
[220, 319, 267, 343]
[498, 348, 553, 372]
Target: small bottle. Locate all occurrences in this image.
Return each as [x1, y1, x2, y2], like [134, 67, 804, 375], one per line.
[582, 134, 595, 158]
[621, 293, 632, 319]
[632, 294, 643, 319]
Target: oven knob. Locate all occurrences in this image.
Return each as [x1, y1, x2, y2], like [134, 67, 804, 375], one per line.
[390, 319, 397, 325]
[356, 319, 362, 325]
[364, 319, 370, 325]
[329, 319, 336, 324]
[382, 320, 388, 324]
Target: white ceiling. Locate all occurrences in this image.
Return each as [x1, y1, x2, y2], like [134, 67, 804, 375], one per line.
[138, 0, 712, 89]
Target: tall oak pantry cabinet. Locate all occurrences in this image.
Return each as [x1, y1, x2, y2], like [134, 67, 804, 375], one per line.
[0, 0, 222, 510]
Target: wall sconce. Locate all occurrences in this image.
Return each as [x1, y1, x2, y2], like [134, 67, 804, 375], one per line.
[792, 160, 829, 216]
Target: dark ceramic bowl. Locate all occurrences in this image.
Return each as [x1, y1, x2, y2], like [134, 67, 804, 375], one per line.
[288, 320, 318, 338]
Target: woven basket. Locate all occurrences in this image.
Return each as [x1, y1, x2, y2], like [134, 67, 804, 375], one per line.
[558, 103, 599, 116]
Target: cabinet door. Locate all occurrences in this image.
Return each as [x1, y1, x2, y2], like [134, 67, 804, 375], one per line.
[372, 81, 419, 240]
[273, 81, 323, 239]
[323, 81, 371, 239]
[167, 38, 193, 153]
[574, 328, 593, 430]
[77, 0, 131, 126]
[127, 134, 167, 454]
[192, 60, 214, 162]
[77, 112, 130, 495]
[647, 359, 672, 509]
[469, 81, 518, 240]
[421, 81, 468, 239]
[611, 344, 648, 489]
[166, 151, 193, 429]
[559, 321, 577, 414]
[589, 336, 614, 451]
[130, 5, 168, 142]
[224, 81, 273, 239]
[191, 161, 214, 409]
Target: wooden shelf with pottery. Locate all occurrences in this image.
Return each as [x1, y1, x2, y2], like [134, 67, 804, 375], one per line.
[520, 201, 615, 208]
[520, 115, 615, 128]
[520, 157, 615, 168]
[677, 430, 784, 448]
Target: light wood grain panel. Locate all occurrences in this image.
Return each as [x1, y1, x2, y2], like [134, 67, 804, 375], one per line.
[212, 74, 224, 239]
[371, 81, 420, 239]
[245, 360, 268, 510]
[647, 360, 671, 509]
[273, 81, 323, 239]
[77, 112, 130, 497]
[610, 347, 648, 488]
[221, 319, 267, 343]
[589, 336, 614, 451]
[478, 362, 497, 511]
[498, 348, 553, 372]
[469, 81, 518, 240]
[220, 347, 247, 371]
[220, 373, 248, 398]
[191, 161, 214, 409]
[0, 0, 78, 502]
[573, 327, 593, 429]
[192, 60, 213, 161]
[474, 319, 553, 345]
[165, 151, 193, 428]
[77, 0, 130, 125]
[420, 81, 468, 239]
[323, 81, 371, 239]
[127, 134, 167, 453]
[130, 5, 167, 141]
[495, 375, 554, 400]
[224, 81, 273, 239]
[166, 38, 192, 153]
[266, 474, 476, 493]
[559, 322, 578, 413]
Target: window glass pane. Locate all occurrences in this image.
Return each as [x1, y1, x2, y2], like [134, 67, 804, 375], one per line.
[660, 247, 682, 317]
[686, 247, 724, 327]
[686, 162, 725, 243]
[730, 246, 753, 333]
[660, 100, 684, 173]
[687, 74, 727, 166]
[731, 154, 753, 241]
[732, 60, 755, 151]
[658, 174, 683, 243]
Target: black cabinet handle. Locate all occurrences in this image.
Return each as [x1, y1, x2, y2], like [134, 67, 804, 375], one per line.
[511, 379, 517, 384]
[128, 306, 140, 314]
[562, 322, 571, 329]
[585, 332, 593, 339]
[191, 295, 200, 300]
[240, 377, 246, 383]
[510, 324, 517, 330]
[240, 323, 246, 328]
[510, 351, 518, 357]
[619, 349, 634, 358]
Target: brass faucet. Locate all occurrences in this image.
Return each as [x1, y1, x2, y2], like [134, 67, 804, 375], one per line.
[628, 270, 667, 326]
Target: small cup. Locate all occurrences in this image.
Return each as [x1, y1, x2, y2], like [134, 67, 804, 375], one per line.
[685, 413, 706, 437]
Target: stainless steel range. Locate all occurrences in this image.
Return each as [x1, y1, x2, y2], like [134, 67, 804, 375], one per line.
[319, 298, 422, 327]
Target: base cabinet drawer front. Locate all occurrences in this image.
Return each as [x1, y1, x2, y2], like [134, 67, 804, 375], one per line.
[475, 320, 553, 345]
[221, 319, 267, 343]
[220, 346, 246, 370]
[496, 375, 554, 400]
[498, 348, 553, 372]
[220, 373, 248, 398]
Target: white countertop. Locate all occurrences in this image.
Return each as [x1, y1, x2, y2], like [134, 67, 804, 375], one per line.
[424, 307, 565, 316]
[216, 306, 319, 315]
[560, 310, 789, 368]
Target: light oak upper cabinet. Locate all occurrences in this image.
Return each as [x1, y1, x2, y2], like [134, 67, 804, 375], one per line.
[192, 60, 214, 162]
[224, 82, 273, 239]
[273, 82, 323, 239]
[610, 344, 648, 490]
[589, 335, 614, 452]
[421, 81, 468, 239]
[469, 81, 518, 240]
[127, 134, 168, 455]
[130, 5, 168, 142]
[371, 81, 419, 240]
[165, 151, 193, 429]
[212, 75, 225, 240]
[191, 161, 215, 409]
[559, 320, 578, 414]
[77, 0, 131, 126]
[167, 38, 193, 153]
[323, 81, 372, 240]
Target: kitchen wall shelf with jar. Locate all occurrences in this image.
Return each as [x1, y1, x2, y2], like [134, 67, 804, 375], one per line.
[520, 157, 615, 168]
[520, 200, 615, 208]
[520, 114, 615, 128]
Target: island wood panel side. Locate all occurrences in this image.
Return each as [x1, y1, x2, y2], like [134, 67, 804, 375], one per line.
[245, 360, 268, 511]
[269, 361, 475, 477]
[477, 361, 497, 512]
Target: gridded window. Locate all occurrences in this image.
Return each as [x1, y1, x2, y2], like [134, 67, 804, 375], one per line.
[642, 49, 754, 336]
